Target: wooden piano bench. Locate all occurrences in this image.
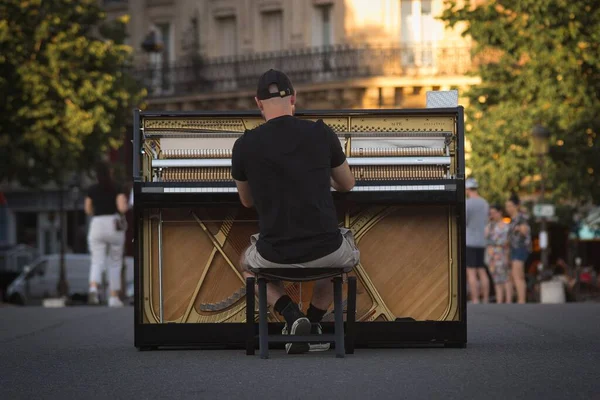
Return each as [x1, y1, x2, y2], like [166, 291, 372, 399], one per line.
[245, 268, 357, 359]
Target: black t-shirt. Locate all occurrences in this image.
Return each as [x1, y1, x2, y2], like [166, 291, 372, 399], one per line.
[231, 115, 346, 264]
[86, 184, 123, 216]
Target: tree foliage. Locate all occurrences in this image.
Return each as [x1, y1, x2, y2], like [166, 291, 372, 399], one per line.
[441, 0, 600, 206]
[0, 0, 145, 187]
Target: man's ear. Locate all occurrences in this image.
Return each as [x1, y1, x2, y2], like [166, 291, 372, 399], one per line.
[254, 97, 263, 111]
[290, 93, 296, 106]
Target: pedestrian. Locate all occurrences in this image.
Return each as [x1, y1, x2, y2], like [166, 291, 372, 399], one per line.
[485, 204, 510, 303]
[465, 177, 490, 303]
[505, 194, 531, 304]
[84, 162, 129, 307]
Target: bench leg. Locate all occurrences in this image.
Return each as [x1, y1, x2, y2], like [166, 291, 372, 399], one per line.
[333, 276, 345, 358]
[346, 276, 357, 354]
[245, 277, 255, 355]
[258, 277, 269, 359]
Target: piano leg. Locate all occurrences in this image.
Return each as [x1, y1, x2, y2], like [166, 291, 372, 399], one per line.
[246, 277, 256, 355]
[157, 210, 164, 323]
[346, 276, 357, 354]
[258, 277, 269, 359]
[333, 276, 345, 358]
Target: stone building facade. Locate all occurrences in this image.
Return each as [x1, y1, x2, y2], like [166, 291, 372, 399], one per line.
[103, 0, 480, 111]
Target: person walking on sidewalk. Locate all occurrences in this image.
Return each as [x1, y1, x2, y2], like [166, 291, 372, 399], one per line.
[465, 178, 490, 303]
[485, 204, 510, 303]
[505, 194, 532, 304]
[84, 162, 129, 307]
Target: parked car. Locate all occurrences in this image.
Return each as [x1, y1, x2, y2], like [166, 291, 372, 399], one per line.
[0, 244, 39, 301]
[6, 254, 134, 305]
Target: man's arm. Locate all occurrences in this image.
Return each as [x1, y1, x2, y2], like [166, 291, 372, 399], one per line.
[231, 137, 253, 207]
[235, 180, 254, 208]
[331, 161, 355, 192]
[84, 197, 93, 216]
[325, 121, 355, 192]
[465, 199, 471, 226]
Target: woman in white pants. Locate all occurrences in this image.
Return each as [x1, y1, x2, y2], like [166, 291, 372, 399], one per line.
[84, 162, 129, 307]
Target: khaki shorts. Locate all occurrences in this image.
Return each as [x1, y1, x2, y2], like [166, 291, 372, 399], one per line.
[242, 228, 360, 272]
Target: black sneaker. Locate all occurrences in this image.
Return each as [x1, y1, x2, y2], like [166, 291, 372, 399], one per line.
[309, 323, 330, 352]
[283, 317, 311, 354]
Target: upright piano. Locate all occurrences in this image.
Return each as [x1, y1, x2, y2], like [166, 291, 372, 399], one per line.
[132, 107, 467, 350]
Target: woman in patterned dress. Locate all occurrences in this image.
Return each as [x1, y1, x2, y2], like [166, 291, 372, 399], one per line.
[485, 204, 511, 303]
[506, 195, 532, 304]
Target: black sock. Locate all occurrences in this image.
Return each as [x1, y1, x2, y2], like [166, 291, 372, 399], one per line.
[306, 303, 327, 324]
[274, 295, 304, 327]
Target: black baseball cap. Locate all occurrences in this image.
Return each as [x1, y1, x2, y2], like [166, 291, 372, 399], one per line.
[256, 69, 294, 100]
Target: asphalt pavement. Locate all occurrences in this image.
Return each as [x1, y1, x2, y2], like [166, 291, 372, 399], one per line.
[0, 304, 599, 400]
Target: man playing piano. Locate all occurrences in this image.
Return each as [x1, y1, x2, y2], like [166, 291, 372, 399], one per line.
[231, 69, 360, 354]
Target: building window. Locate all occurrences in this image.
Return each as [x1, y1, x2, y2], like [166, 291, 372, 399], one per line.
[182, 16, 200, 55]
[216, 16, 237, 57]
[261, 11, 283, 52]
[400, 0, 416, 43]
[400, 0, 436, 67]
[148, 22, 174, 94]
[312, 4, 333, 48]
[420, 0, 434, 43]
[158, 23, 173, 61]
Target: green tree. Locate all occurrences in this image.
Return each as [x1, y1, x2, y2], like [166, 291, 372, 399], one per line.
[0, 0, 145, 187]
[441, 0, 600, 206]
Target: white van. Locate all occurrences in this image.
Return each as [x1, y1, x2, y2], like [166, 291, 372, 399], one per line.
[6, 254, 134, 305]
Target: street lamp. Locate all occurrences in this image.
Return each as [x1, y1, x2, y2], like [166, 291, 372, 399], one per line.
[532, 124, 551, 157]
[141, 29, 164, 53]
[69, 175, 81, 252]
[531, 124, 551, 273]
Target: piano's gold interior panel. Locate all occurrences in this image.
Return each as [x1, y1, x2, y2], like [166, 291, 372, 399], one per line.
[349, 116, 455, 132]
[141, 114, 457, 182]
[142, 205, 459, 324]
[142, 115, 454, 133]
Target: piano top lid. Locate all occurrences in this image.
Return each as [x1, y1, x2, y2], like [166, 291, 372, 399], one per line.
[139, 108, 463, 139]
[138, 107, 464, 118]
[142, 130, 454, 138]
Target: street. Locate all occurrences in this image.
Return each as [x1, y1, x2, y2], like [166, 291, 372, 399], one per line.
[1, 304, 599, 399]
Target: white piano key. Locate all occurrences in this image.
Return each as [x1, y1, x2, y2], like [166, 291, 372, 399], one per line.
[347, 157, 450, 166]
[151, 184, 452, 193]
[153, 159, 232, 168]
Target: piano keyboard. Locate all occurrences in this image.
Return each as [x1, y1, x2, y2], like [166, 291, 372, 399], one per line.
[152, 157, 451, 168]
[143, 184, 450, 193]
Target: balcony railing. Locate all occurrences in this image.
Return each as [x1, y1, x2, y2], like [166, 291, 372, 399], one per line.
[133, 44, 474, 99]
